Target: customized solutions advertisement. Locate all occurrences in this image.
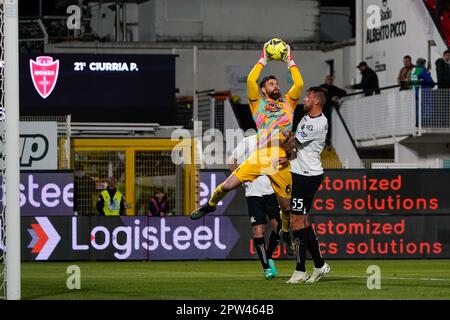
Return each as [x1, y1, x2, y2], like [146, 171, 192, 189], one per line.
[201, 170, 450, 216]
[20, 54, 176, 123]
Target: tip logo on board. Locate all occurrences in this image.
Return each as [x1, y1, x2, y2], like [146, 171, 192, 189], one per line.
[30, 56, 60, 99]
[27, 217, 61, 260]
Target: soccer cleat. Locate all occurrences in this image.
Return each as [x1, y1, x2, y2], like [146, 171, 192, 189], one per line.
[306, 263, 331, 283]
[264, 268, 276, 280]
[190, 204, 216, 220]
[268, 259, 278, 277]
[286, 270, 309, 284]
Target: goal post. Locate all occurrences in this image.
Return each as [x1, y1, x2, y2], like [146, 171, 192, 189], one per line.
[1, 0, 21, 301]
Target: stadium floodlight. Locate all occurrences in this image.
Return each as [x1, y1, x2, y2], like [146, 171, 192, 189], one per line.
[0, 0, 21, 300]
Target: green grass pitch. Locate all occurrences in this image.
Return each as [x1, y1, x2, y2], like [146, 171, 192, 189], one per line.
[14, 260, 450, 300]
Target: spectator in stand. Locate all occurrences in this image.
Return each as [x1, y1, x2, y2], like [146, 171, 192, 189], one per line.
[436, 50, 450, 88]
[410, 58, 435, 125]
[345, 61, 380, 96]
[410, 58, 435, 89]
[397, 55, 415, 90]
[149, 189, 169, 217]
[319, 75, 347, 147]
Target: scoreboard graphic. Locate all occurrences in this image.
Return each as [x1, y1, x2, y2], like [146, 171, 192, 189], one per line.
[20, 53, 176, 124]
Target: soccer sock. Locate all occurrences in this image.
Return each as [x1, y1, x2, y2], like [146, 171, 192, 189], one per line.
[276, 221, 282, 234]
[266, 231, 281, 259]
[281, 230, 293, 247]
[254, 237, 270, 269]
[208, 183, 227, 207]
[280, 210, 290, 233]
[305, 225, 325, 269]
[293, 229, 308, 272]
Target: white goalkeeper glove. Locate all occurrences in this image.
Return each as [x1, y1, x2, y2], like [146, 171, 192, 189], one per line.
[282, 44, 296, 68]
[258, 41, 271, 67]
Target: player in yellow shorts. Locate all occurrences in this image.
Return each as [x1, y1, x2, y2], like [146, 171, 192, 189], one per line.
[191, 40, 304, 238]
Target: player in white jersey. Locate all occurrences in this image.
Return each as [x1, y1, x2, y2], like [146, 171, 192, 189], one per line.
[229, 135, 293, 280]
[286, 87, 331, 284]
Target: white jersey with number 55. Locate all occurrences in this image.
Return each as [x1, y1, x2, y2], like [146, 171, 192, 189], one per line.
[290, 114, 328, 176]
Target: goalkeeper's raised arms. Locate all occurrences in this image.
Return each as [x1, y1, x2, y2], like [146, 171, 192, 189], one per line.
[284, 45, 304, 108]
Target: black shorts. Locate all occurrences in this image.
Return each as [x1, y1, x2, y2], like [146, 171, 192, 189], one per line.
[246, 194, 280, 226]
[290, 173, 324, 215]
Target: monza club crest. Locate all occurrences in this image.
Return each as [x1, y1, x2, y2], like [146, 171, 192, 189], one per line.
[30, 56, 60, 99]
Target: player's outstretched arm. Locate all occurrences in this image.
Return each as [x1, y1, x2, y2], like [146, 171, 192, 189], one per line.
[284, 45, 304, 110]
[247, 41, 270, 109]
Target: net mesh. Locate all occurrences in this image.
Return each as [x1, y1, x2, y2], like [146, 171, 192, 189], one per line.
[0, 1, 6, 300]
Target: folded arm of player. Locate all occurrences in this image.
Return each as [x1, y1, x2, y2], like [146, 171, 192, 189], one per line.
[283, 45, 304, 110]
[295, 122, 326, 145]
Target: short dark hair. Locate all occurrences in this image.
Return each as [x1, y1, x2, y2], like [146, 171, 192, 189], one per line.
[404, 55, 412, 60]
[259, 75, 278, 88]
[356, 61, 368, 68]
[444, 50, 450, 55]
[306, 87, 327, 106]
[416, 58, 426, 67]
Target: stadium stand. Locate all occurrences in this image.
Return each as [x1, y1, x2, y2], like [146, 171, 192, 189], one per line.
[424, 0, 450, 45]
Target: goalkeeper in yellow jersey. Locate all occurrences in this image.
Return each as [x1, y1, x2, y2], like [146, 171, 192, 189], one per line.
[190, 40, 304, 278]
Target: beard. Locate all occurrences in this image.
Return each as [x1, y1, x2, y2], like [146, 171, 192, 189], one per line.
[303, 103, 312, 112]
[268, 90, 282, 100]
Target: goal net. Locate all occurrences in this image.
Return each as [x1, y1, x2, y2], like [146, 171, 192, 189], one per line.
[0, 0, 6, 301]
[1, 0, 21, 300]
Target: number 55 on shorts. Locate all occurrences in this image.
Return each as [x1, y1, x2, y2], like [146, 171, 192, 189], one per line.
[291, 197, 306, 214]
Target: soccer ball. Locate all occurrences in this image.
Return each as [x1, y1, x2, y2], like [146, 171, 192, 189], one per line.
[265, 38, 288, 61]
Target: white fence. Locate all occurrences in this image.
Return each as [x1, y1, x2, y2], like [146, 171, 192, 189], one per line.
[340, 88, 416, 142]
[340, 88, 450, 142]
[419, 88, 450, 131]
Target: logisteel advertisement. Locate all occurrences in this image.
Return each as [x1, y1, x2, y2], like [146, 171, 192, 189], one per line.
[0, 215, 446, 261]
[0, 171, 74, 216]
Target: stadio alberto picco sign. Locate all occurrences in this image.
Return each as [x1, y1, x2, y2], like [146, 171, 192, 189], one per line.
[366, 0, 407, 44]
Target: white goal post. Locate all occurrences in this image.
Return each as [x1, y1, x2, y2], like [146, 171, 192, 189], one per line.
[1, 0, 21, 301]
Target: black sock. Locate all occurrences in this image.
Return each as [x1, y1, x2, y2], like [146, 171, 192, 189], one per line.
[305, 225, 325, 268]
[275, 221, 293, 252]
[293, 229, 308, 272]
[253, 237, 269, 269]
[266, 231, 281, 259]
[281, 231, 292, 246]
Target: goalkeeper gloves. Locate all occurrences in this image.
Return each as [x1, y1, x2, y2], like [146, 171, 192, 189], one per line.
[258, 41, 271, 67]
[282, 44, 296, 69]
